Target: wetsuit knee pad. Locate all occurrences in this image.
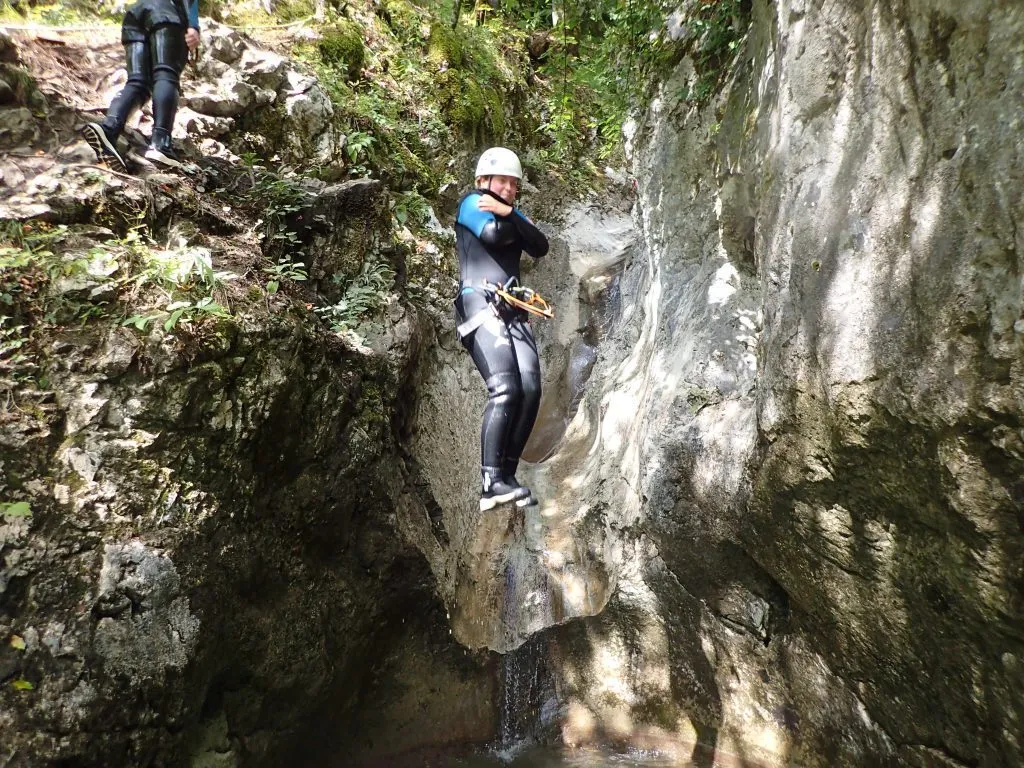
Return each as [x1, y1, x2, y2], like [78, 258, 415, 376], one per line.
[151, 25, 187, 77]
[151, 66, 181, 87]
[485, 372, 523, 409]
[123, 41, 152, 93]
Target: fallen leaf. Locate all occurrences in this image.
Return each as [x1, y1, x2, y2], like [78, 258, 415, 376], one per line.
[9, 635, 25, 650]
[11, 679, 33, 691]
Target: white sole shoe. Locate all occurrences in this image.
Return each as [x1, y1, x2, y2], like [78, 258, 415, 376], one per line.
[144, 146, 183, 168]
[480, 488, 530, 511]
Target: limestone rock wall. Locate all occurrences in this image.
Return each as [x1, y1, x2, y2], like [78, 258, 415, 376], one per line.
[743, 0, 1024, 763]
[523, 0, 1023, 765]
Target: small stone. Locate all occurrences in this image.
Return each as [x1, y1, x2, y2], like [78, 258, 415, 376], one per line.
[0, 30, 18, 63]
[0, 107, 38, 147]
[56, 139, 96, 164]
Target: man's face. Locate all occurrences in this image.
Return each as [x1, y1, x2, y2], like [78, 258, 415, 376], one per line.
[486, 174, 519, 202]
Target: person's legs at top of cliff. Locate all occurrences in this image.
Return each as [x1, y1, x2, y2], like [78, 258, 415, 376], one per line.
[82, 0, 200, 171]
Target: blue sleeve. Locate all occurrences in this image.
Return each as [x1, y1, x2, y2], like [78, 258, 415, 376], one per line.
[457, 193, 494, 238]
[188, 0, 200, 29]
[457, 193, 517, 247]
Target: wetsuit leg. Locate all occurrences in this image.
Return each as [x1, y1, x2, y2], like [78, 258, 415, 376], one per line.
[100, 39, 152, 140]
[149, 24, 187, 141]
[502, 314, 541, 475]
[457, 291, 524, 471]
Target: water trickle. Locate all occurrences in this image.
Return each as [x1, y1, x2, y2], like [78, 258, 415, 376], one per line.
[497, 634, 551, 752]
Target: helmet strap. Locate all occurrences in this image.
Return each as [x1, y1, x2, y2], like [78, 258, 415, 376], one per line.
[478, 187, 512, 206]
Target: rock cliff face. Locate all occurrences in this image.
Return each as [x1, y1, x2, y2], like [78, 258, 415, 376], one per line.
[0, 26, 494, 767]
[2, 0, 1022, 765]
[0, 175, 481, 765]
[519, 0, 1023, 765]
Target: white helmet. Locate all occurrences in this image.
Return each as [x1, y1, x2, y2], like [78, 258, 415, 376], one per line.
[475, 147, 523, 180]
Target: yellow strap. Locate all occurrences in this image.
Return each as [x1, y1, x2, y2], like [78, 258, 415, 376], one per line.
[494, 287, 554, 319]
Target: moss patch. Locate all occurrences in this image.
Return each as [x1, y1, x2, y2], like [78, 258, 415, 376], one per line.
[318, 21, 366, 82]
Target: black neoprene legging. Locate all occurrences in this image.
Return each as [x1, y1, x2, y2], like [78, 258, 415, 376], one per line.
[102, 25, 187, 138]
[457, 289, 542, 475]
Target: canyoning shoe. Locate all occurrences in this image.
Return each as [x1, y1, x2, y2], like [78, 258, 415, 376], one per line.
[502, 466, 536, 508]
[480, 466, 531, 511]
[515, 493, 538, 509]
[82, 123, 127, 172]
[480, 482, 531, 511]
[503, 474, 536, 508]
[144, 142, 183, 168]
[144, 129, 184, 168]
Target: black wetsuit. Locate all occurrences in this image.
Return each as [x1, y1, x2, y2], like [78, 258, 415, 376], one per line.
[99, 0, 199, 146]
[454, 188, 549, 484]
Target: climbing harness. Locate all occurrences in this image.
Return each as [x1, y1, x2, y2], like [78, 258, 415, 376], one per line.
[456, 277, 554, 339]
[485, 277, 554, 320]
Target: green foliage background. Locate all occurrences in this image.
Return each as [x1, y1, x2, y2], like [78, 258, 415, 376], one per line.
[0, 0, 750, 362]
[1, 0, 749, 179]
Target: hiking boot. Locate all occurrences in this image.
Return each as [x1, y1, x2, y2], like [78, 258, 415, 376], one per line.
[81, 122, 127, 172]
[480, 466, 530, 512]
[144, 128, 183, 168]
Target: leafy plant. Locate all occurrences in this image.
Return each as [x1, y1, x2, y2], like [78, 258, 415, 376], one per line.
[124, 296, 231, 333]
[391, 190, 431, 227]
[0, 316, 29, 368]
[263, 258, 309, 294]
[1, 501, 32, 517]
[345, 130, 376, 166]
[315, 260, 395, 333]
[237, 157, 309, 256]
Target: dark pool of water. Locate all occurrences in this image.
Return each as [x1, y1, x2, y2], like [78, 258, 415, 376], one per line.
[417, 744, 694, 767]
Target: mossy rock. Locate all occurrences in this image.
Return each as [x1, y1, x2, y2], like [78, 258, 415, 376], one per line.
[379, 0, 419, 37]
[434, 69, 506, 139]
[0, 63, 40, 108]
[375, 131, 434, 190]
[234, 103, 289, 157]
[273, 0, 317, 22]
[427, 22, 465, 69]
[437, 69, 483, 132]
[318, 21, 366, 81]
[481, 86, 505, 136]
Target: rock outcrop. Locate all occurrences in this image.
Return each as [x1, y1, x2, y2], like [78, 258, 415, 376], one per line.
[0, 28, 494, 766]
[513, 0, 1023, 765]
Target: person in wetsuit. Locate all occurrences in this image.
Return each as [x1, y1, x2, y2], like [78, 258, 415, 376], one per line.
[454, 147, 549, 512]
[82, 0, 200, 171]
